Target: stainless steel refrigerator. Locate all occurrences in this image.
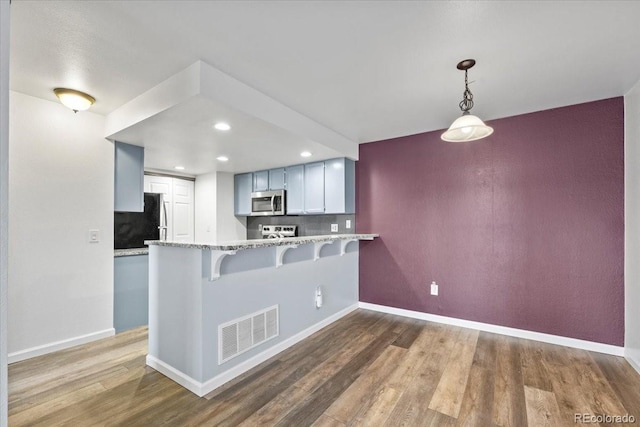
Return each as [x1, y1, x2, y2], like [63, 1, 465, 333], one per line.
[114, 192, 166, 249]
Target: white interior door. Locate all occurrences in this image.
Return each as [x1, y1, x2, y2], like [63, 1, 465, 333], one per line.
[172, 179, 194, 242]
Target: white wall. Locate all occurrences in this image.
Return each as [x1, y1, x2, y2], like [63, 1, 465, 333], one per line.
[194, 172, 217, 242]
[625, 80, 640, 373]
[1, 0, 10, 423]
[8, 91, 114, 361]
[216, 173, 246, 241]
[194, 172, 245, 243]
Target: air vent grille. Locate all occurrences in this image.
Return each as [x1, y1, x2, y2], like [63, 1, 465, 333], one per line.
[219, 305, 279, 364]
[221, 324, 238, 361]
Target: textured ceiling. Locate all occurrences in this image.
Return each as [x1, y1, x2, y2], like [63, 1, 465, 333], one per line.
[10, 1, 640, 147]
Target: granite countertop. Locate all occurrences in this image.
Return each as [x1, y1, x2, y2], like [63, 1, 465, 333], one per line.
[145, 233, 379, 252]
[114, 248, 150, 257]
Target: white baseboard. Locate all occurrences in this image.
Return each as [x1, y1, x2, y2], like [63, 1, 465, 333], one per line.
[359, 302, 625, 357]
[146, 354, 205, 395]
[8, 328, 116, 364]
[147, 303, 359, 397]
[625, 349, 640, 375]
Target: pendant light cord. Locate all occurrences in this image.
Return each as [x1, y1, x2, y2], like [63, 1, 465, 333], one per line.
[459, 69, 474, 114]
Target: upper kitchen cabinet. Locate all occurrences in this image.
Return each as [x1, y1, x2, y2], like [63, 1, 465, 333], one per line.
[324, 158, 355, 214]
[234, 173, 253, 216]
[234, 158, 355, 216]
[114, 141, 144, 212]
[235, 168, 286, 216]
[285, 165, 304, 214]
[304, 161, 325, 214]
[252, 170, 269, 192]
[269, 168, 286, 190]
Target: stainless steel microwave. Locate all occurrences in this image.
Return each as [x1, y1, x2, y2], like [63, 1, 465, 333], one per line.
[250, 190, 286, 216]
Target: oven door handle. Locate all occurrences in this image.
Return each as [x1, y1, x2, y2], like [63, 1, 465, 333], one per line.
[271, 195, 275, 214]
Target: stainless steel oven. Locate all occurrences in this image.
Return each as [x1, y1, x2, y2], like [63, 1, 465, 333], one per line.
[250, 190, 286, 216]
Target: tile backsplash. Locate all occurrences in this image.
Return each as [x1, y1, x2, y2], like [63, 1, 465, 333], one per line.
[246, 214, 355, 239]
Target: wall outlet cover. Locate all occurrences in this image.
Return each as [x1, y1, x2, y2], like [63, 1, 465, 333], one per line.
[331, 224, 338, 232]
[430, 282, 438, 296]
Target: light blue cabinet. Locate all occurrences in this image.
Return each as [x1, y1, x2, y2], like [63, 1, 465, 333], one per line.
[285, 165, 304, 214]
[234, 173, 253, 216]
[304, 162, 325, 214]
[114, 254, 148, 333]
[235, 158, 355, 216]
[114, 141, 144, 212]
[269, 168, 286, 190]
[324, 158, 355, 214]
[253, 170, 269, 192]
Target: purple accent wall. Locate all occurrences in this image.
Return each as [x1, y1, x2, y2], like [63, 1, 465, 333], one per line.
[357, 98, 624, 346]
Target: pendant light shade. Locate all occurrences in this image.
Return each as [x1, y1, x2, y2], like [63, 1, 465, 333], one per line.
[53, 88, 95, 113]
[441, 59, 493, 142]
[441, 113, 493, 142]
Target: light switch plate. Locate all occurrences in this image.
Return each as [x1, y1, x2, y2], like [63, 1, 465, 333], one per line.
[89, 229, 100, 243]
[331, 224, 338, 232]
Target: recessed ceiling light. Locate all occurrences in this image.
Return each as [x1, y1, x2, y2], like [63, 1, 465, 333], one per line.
[174, 166, 185, 170]
[300, 151, 312, 158]
[216, 156, 229, 162]
[214, 122, 231, 131]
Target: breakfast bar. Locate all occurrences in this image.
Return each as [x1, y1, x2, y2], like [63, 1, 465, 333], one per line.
[145, 234, 378, 396]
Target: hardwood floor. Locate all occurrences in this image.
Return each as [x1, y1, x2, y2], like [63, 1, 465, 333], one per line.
[8, 310, 640, 426]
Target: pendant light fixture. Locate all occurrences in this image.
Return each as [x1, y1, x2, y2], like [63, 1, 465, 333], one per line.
[441, 59, 493, 142]
[53, 88, 95, 113]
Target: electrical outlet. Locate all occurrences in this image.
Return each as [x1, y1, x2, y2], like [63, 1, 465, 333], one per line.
[89, 229, 100, 243]
[315, 286, 323, 309]
[258, 224, 263, 231]
[331, 224, 338, 232]
[345, 219, 351, 229]
[430, 281, 438, 296]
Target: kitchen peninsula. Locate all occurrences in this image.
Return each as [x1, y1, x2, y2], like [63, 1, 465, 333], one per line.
[145, 233, 378, 396]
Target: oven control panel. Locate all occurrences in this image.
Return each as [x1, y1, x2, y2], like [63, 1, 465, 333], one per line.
[262, 225, 297, 238]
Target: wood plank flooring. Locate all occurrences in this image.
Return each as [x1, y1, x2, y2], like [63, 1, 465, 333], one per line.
[8, 309, 640, 426]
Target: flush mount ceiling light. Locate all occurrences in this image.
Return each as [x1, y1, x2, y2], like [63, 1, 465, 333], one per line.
[214, 122, 231, 131]
[300, 151, 312, 158]
[441, 59, 493, 142]
[216, 156, 229, 162]
[174, 166, 185, 170]
[53, 88, 95, 113]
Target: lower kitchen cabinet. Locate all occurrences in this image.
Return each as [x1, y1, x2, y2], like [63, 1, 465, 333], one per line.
[114, 254, 148, 333]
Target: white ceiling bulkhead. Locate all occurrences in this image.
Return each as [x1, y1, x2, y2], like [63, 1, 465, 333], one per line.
[105, 61, 356, 174]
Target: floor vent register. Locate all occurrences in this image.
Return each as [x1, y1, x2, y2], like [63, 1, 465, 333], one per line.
[219, 305, 279, 364]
